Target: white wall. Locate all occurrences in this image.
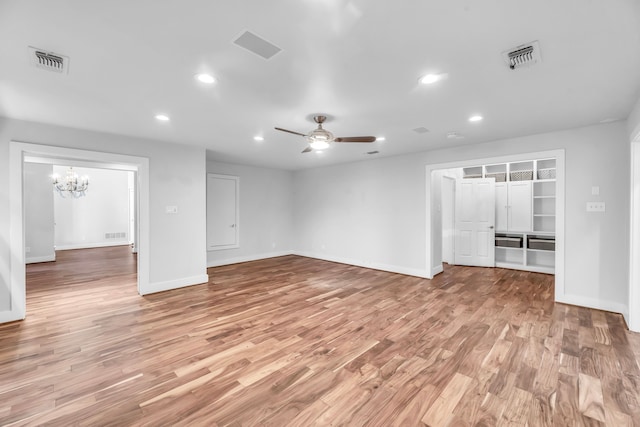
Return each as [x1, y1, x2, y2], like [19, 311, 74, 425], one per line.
[293, 155, 427, 277]
[24, 163, 55, 263]
[0, 117, 208, 321]
[294, 121, 631, 313]
[54, 166, 130, 250]
[207, 161, 294, 267]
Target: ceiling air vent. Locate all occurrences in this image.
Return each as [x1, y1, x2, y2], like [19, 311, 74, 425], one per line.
[29, 46, 69, 74]
[503, 41, 541, 70]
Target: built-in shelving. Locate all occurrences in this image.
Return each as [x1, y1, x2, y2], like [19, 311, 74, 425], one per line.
[464, 158, 557, 274]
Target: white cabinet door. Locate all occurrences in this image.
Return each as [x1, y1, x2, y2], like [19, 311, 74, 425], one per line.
[495, 182, 508, 231]
[207, 174, 239, 250]
[508, 181, 532, 232]
[455, 178, 496, 267]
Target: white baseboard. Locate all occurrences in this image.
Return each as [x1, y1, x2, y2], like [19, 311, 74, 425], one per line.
[207, 251, 293, 268]
[556, 294, 627, 317]
[0, 308, 25, 324]
[431, 264, 444, 277]
[293, 251, 430, 279]
[26, 254, 56, 264]
[142, 274, 209, 295]
[56, 241, 130, 251]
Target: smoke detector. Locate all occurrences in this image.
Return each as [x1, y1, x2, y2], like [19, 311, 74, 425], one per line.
[502, 41, 541, 70]
[29, 46, 69, 74]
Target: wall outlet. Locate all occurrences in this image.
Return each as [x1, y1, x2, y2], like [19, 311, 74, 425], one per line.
[586, 202, 606, 212]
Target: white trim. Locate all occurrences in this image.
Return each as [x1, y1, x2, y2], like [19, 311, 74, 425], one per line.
[431, 264, 444, 277]
[425, 149, 566, 298]
[629, 138, 640, 331]
[207, 173, 240, 251]
[5, 141, 150, 324]
[293, 251, 430, 278]
[207, 251, 292, 268]
[556, 294, 628, 317]
[144, 274, 209, 295]
[55, 241, 130, 251]
[26, 255, 56, 264]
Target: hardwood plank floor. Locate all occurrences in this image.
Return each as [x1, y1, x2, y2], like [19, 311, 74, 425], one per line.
[1, 246, 639, 426]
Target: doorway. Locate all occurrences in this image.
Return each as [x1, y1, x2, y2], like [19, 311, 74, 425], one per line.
[425, 149, 565, 302]
[6, 141, 150, 323]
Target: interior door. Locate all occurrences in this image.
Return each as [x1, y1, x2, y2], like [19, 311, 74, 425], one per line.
[207, 174, 239, 250]
[455, 178, 496, 267]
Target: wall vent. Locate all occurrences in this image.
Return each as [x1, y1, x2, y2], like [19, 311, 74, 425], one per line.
[503, 41, 541, 70]
[29, 46, 69, 74]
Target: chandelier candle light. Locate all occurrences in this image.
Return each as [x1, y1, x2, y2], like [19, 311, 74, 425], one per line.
[52, 167, 89, 198]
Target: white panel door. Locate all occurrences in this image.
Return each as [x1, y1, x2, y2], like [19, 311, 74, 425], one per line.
[508, 181, 532, 232]
[455, 178, 496, 267]
[495, 182, 508, 232]
[207, 174, 239, 250]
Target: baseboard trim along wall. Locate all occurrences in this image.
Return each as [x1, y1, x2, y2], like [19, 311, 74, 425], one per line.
[56, 241, 130, 251]
[26, 255, 56, 264]
[293, 251, 430, 279]
[431, 264, 444, 278]
[144, 274, 209, 295]
[556, 294, 627, 318]
[207, 251, 293, 268]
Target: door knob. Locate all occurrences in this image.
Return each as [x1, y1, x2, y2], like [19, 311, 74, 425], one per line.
[489, 226, 494, 229]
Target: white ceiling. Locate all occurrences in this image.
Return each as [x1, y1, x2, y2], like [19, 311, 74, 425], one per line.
[2, 0, 640, 170]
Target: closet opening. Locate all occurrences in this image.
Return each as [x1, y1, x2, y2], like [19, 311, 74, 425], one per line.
[425, 149, 565, 302]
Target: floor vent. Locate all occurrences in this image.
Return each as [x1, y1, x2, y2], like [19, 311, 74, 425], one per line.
[29, 46, 69, 74]
[503, 41, 541, 70]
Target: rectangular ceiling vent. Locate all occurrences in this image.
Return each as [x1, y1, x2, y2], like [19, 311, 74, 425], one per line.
[503, 41, 541, 70]
[29, 46, 69, 74]
[233, 31, 282, 60]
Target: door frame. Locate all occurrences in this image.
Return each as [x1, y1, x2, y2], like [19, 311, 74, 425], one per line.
[425, 149, 565, 301]
[629, 133, 640, 332]
[441, 175, 456, 264]
[5, 141, 149, 323]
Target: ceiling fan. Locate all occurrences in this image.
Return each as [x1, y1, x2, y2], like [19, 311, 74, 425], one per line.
[275, 115, 376, 153]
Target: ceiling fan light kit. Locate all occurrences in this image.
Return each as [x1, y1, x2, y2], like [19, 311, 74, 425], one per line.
[275, 115, 376, 153]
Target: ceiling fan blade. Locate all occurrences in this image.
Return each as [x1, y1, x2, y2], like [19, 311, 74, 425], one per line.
[334, 136, 376, 143]
[302, 147, 312, 153]
[275, 127, 306, 137]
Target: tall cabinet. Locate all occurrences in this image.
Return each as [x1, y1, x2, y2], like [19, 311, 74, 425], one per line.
[462, 158, 556, 274]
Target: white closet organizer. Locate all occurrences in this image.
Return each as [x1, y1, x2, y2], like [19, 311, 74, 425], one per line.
[462, 158, 556, 274]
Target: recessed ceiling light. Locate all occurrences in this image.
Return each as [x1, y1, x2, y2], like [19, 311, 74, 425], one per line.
[419, 74, 440, 84]
[468, 115, 483, 122]
[155, 114, 170, 122]
[195, 73, 216, 84]
[253, 136, 264, 141]
[376, 137, 385, 141]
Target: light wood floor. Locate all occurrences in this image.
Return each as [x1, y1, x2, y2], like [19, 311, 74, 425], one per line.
[1, 246, 639, 426]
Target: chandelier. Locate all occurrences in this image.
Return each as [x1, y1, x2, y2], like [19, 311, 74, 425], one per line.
[52, 167, 89, 198]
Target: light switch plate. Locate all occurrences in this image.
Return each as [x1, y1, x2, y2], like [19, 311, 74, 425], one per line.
[586, 202, 605, 212]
